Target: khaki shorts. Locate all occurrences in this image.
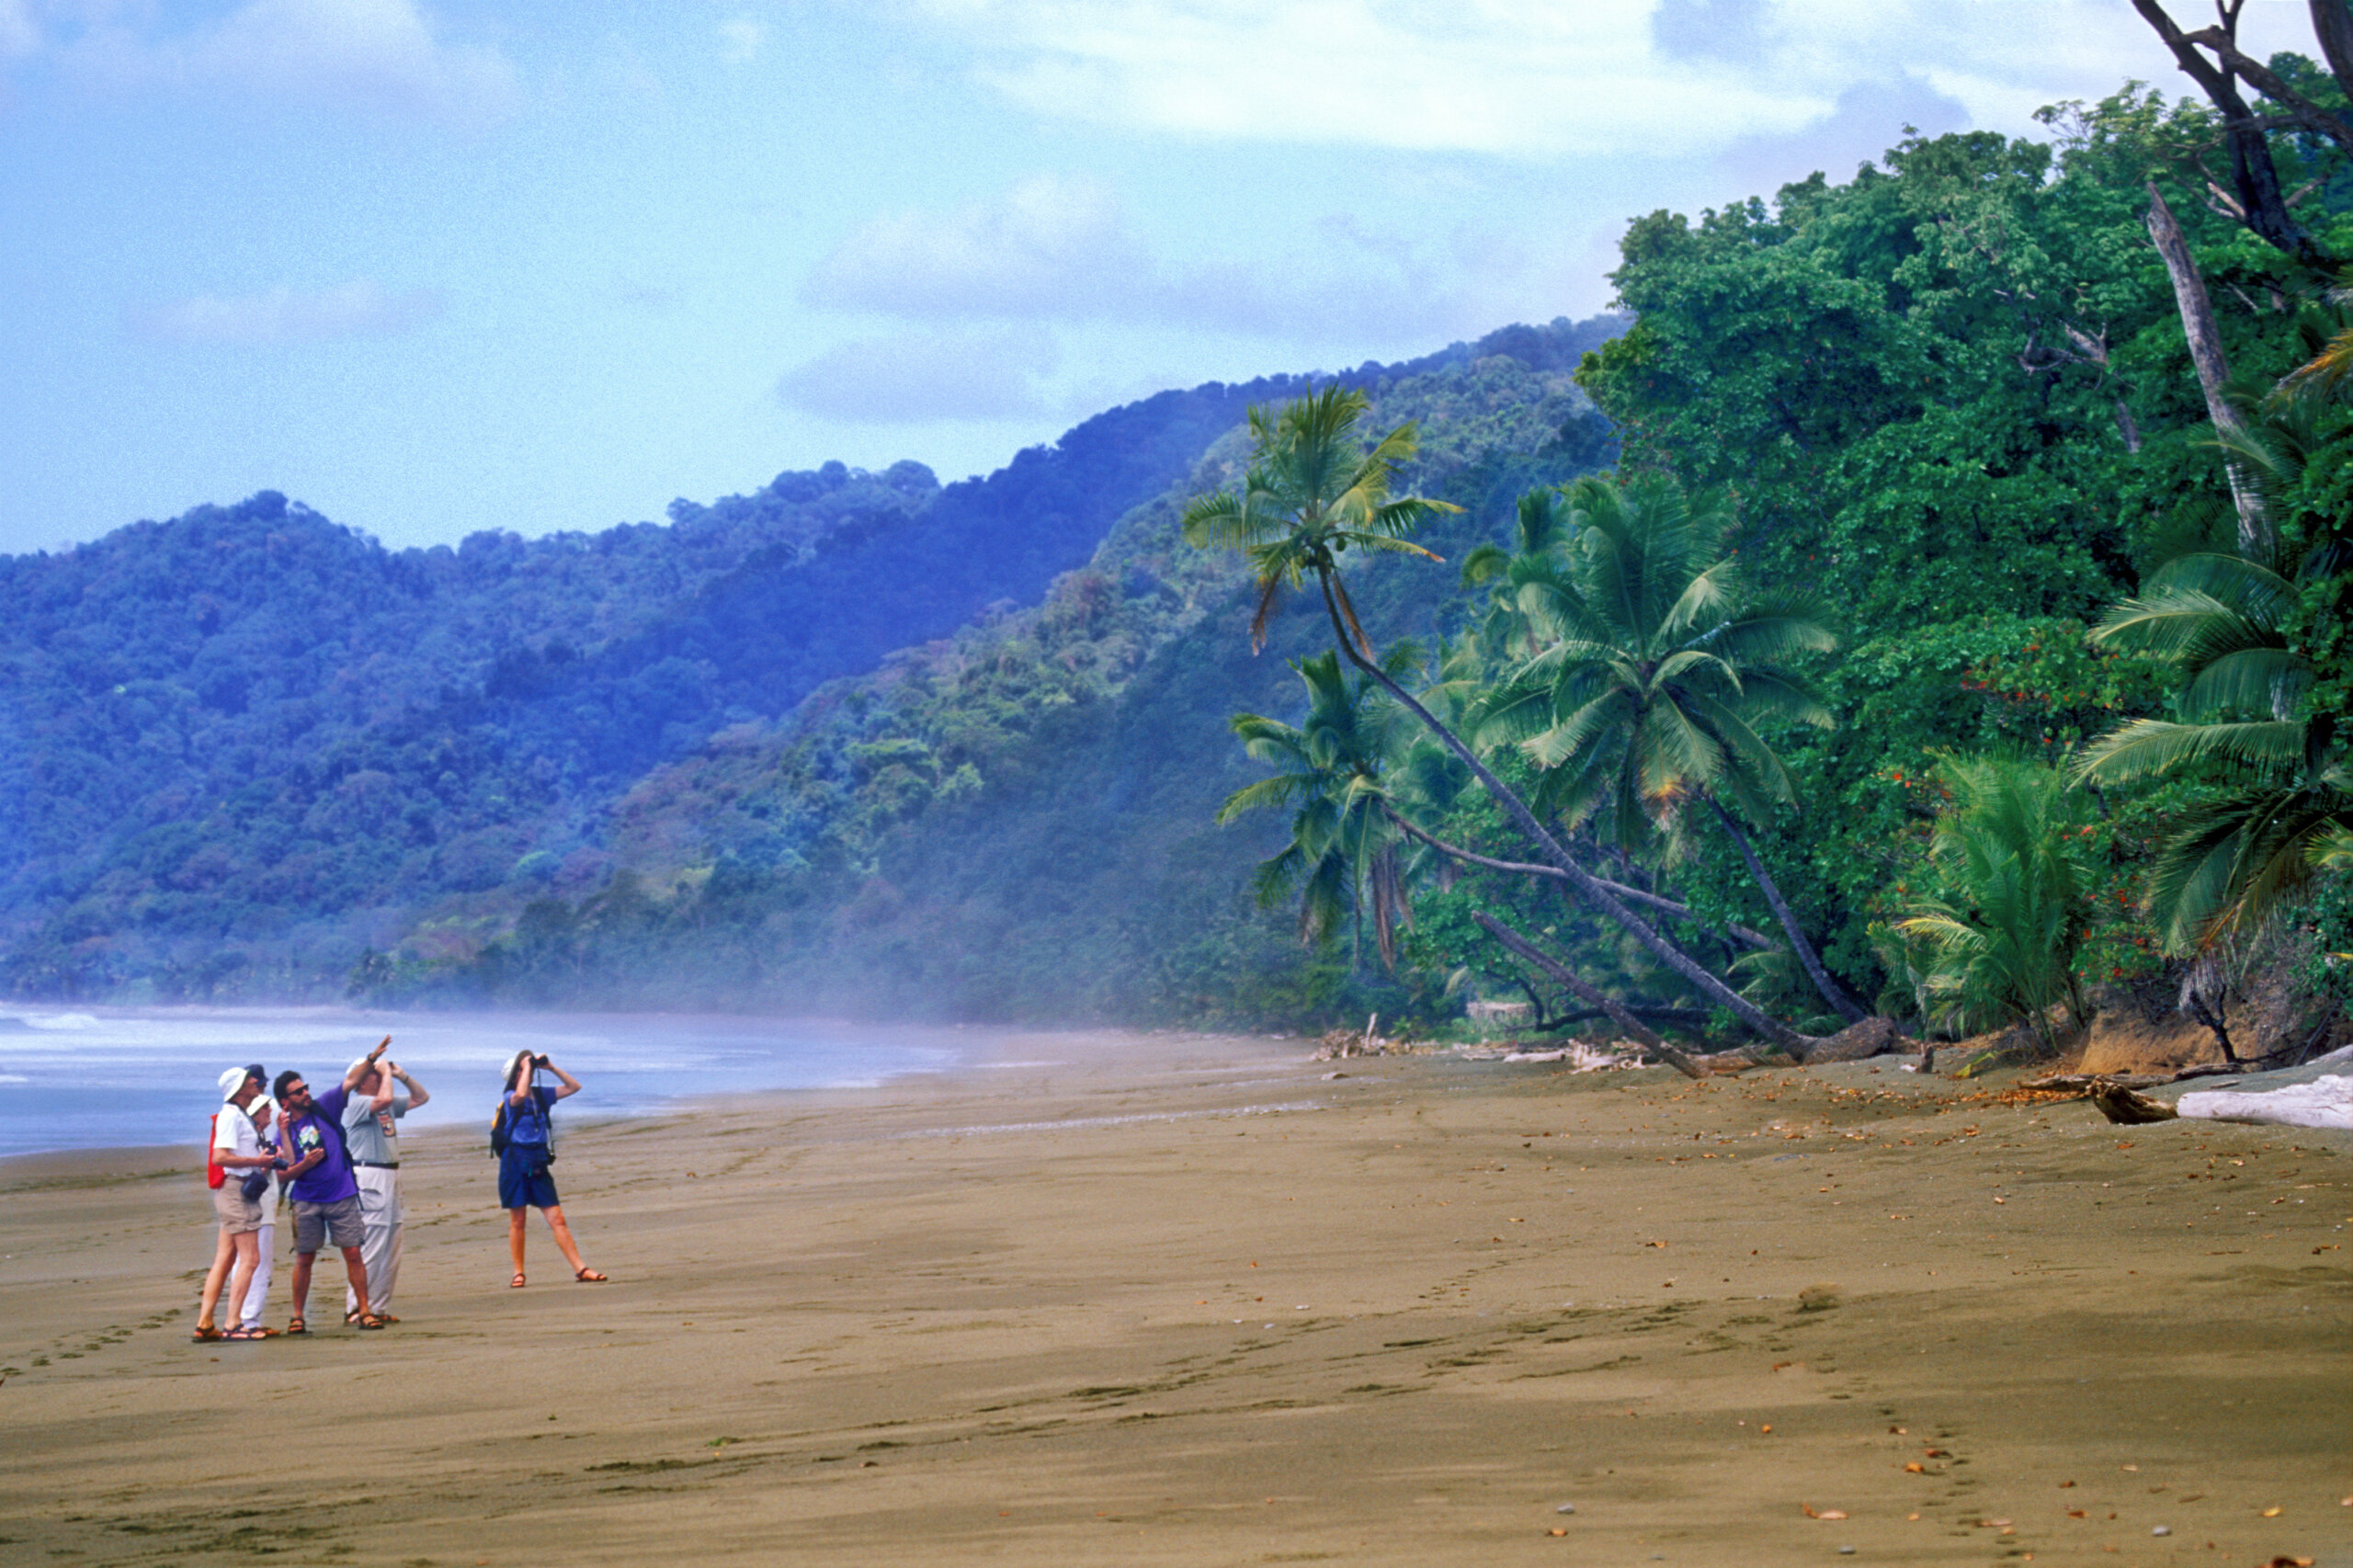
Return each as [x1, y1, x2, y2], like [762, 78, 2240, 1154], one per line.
[291, 1196, 363, 1254]
[210, 1184, 264, 1234]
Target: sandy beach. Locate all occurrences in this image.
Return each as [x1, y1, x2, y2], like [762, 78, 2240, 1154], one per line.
[2, 1029, 2346, 1567]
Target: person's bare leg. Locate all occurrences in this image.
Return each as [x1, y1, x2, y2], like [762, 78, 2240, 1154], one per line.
[290, 1252, 315, 1325]
[508, 1208, 529, 1281]
[541, 1204, 591, 1276]
[196, 1227, 235, 1332]
[339, 1245, 373, 1320]
[224, 1231, 260, 1325]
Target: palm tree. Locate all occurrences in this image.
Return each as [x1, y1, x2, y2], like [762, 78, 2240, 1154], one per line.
[1460, 488, 1575, 663]
[1219, 649, 1699, 1057]
[2078, 539, 2350, 952]
[1183, 389, 1824, 1054]
[1475, 473, 1866, 1024]
[1888, 756, 2092, 1048]
[1177, 382, 1457, 656]
[1217, 651, 1416, 967]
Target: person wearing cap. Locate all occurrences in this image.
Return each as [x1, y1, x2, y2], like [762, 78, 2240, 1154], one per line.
[316, 1038, 426, 1324]
[195, 1066, 278, 1342]
[498, 1051, 607, 1288]
[272, 1067, 382, 1333]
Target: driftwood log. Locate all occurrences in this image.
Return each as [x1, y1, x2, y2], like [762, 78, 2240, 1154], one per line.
[2087, 1082, 2180, 1124]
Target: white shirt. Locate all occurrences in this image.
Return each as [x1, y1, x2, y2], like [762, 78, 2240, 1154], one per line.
[213, 1103, 263, 1166]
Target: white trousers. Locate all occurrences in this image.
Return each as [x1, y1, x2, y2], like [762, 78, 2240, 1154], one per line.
[343, 1165, 403, 1316]
[240, 1221, 275, 1329]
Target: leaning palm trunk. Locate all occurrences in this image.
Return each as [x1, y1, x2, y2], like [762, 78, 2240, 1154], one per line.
[1318, 577, 1820, 1054]
[1470, 912, 1704, 1079]
[1705, 797, 1869, 1025]
[1383, 808, 1778, 954]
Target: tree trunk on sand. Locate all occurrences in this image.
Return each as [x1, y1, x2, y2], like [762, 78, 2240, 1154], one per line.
[2144, 180, 2270, 555]
[1319, 577, 1820, 1056]
[1471, 911, 1704, 1080]
[1705, 796, 1870, 1026]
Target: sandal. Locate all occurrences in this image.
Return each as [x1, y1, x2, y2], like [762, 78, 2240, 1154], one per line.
[352, 1312, 389, 1330]
[222, 1325, 268, 1341]
[285, 1317, 309, 1336]
[510, 1272, 527, 1289]
[190, 1324, 222, 1342]
[574, 1267, 608, 1283]
[236, 1325, 279, 1339]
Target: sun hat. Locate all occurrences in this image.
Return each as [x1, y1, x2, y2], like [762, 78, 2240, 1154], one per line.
[219, 1066, 251, 1099]
[504, 1050, 534, 1087]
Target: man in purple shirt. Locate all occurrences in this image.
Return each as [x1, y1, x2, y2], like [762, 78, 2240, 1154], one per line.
[271, 1069, 383, 1333]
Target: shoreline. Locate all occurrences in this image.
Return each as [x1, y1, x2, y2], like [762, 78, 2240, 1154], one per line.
[0, 1011, 1288, 1162]
[2, 1036, 2345, 1566]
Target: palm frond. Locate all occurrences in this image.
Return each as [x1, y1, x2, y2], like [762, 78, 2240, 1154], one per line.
[1215, 772, 1311, 824]
[1523, 689, 1634, 770]
[2177, 645, 2313, 722]
[2076, 719, 2311, 783]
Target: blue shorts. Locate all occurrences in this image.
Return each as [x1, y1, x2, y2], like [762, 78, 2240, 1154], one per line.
[498, 1146, 560, 1210]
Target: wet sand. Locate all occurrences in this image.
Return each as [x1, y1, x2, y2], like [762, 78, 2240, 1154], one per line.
[1, 1030, 2347, 1567]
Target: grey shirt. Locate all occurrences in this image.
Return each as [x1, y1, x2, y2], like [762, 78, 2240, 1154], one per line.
[340, 1085, 411, 1165]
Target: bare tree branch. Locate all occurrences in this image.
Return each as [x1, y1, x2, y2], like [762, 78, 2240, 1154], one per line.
[2130, 0, 2332, 264]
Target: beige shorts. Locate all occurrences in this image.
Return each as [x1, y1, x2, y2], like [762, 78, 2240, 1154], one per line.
[210, 1184, 264, 1234]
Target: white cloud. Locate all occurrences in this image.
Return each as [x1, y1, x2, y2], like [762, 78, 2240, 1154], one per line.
[56, 0, 518, 126]
[776, 325, 1062, 422]
[883, 0, 2212, 158]
[133, 279, 446, 345]
[803, 174, 1509, 343]
[804, 175, 1150, 321]
[1718, 70, 1969, 189]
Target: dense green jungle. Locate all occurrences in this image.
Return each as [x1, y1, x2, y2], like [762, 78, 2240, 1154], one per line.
[3, 59, 2348, 1056]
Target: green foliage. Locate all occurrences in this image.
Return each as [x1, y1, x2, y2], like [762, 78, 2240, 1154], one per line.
[1219, 650, 1419, 966]
[2080, 516, 2352, 954]
[1473, 472, 1835, 845]
[1881, 756, 2092, 1045]
[1179, 382, 1459, 652]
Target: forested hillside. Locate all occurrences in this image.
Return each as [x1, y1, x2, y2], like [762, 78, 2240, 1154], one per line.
[0, 316, 1623, 1006]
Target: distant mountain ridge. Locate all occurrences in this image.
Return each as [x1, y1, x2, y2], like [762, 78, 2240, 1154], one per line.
[0, 314, 1625, 1001]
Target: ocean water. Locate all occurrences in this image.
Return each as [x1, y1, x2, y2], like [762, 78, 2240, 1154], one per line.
[0, 1006, 964, 1159]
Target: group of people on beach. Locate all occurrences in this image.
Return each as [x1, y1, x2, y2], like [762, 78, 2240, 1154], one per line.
[194, 1040, 605, 1342]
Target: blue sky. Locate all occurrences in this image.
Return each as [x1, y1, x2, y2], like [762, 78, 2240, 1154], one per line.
[0, 0, 2317, 555]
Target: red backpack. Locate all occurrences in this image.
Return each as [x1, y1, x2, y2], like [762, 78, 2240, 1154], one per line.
[206, 1113, 226, 1188]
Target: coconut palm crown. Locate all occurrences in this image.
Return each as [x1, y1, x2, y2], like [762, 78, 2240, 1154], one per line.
[1179, 384, 1461, 653]
[1217, 649, 1418, 967]
[1476, 472, 1838, 847]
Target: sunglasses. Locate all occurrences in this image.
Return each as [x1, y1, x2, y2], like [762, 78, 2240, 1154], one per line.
[285, 1084, 311, 1098]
